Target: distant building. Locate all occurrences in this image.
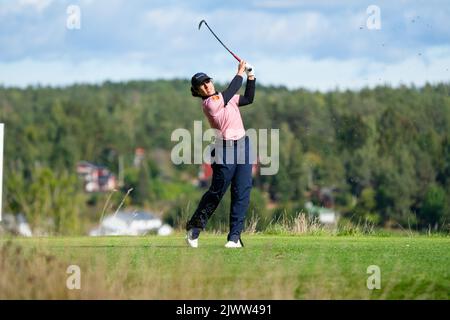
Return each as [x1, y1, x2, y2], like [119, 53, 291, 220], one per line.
[305, 201, 338, 225]
[76, 161, 117, 192]
[89, 210, 173, 236]
[198, 163, 213, 188]
[0, 213, 32, 237]
[133, 148, 145, 167]
[252, 159, 260, 176]
[310, 186, 335, 208]
[305, 187, 339, 225]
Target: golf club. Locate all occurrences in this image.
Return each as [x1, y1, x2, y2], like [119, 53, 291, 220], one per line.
[198, 19, 252, 71]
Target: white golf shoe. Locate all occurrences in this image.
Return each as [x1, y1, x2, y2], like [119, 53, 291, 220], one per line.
[225, 239, 243, 248]
[185, 230, 198, 248]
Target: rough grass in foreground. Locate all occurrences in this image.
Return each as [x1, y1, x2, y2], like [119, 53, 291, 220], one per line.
[0, 235, 449, 299]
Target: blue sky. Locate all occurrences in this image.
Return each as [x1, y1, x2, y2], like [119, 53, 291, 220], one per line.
[0, 0, 449, 91]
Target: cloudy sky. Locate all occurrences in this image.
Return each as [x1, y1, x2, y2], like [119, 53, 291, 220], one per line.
[0, 0, 449, 91]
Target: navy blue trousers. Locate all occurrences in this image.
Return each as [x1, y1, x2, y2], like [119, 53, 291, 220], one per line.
[186, 136, 253, 242]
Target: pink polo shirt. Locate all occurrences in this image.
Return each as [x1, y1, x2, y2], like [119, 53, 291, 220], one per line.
[202, 93, 246, 140]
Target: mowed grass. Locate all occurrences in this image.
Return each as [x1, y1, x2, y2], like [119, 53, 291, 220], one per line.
[0, 234, 449, 299]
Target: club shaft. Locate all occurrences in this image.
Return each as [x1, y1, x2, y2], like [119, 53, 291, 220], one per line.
[202, 22, 241, 62]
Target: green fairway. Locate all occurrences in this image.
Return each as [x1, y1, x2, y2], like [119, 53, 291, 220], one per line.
[1, 235, 449, 299]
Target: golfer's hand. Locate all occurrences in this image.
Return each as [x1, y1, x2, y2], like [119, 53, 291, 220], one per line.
[245, 63, 255, 79]
[237, 60, 246, 77]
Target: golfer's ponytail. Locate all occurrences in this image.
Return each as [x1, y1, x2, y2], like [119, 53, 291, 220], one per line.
[191, 86, 201, 97]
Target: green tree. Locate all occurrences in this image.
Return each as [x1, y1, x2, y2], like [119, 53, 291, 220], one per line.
[419, 184, 448, 227]
[5, 166, 86, 235]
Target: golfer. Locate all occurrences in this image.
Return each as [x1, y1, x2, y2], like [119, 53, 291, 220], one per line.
[186, 60, 256, 248]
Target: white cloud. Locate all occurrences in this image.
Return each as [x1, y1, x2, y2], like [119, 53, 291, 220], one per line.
[1, 45, 448, 91]
[252, 0, 304, 9]
[18, 0, 53, 12]
[252, 46, 450, 91]
[0, 0, 53, 15]
[0, 1, 449, 89]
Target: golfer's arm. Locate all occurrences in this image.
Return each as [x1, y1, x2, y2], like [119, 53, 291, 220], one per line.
[238, 78, 256, 107]
[222, 75, 243, 105]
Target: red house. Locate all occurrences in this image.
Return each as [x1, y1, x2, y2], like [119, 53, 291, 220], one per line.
[76, 161, 117, 192]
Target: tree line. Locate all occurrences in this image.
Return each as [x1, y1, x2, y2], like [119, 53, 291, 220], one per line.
[1, 80, 449, 234]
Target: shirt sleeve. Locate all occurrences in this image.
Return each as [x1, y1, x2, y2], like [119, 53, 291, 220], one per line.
[222, 75, 243, 106]
[238, 78, 256, 107]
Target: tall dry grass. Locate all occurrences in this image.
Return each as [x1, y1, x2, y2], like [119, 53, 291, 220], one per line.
[0, 240, 297, 299]
[0, 240, 117, 299]
[250, 212, 328, 236]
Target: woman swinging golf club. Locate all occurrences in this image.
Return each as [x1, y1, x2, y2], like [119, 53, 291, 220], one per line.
[186, 60, 256, 248]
